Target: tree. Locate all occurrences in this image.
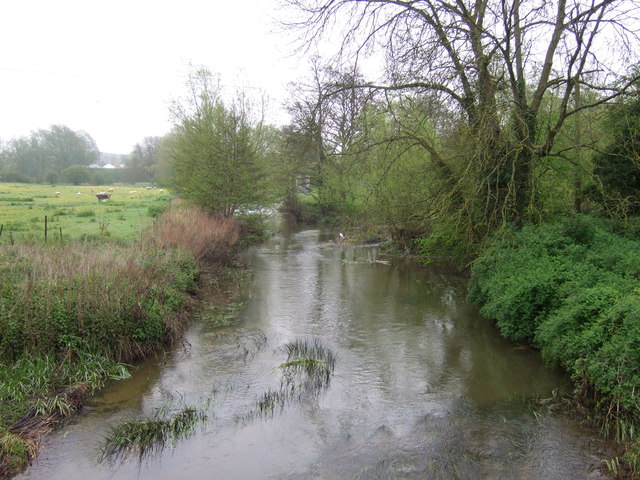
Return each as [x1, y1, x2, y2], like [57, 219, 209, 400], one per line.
[6, 125, 99, 182]
[169, 68, 273, 217]
[60, 165, 91, 185]
[284, 59, 376, 218]
[592, 85, 640, 217]
[126, 136, 162, 182]
[282, 0, 640, 243]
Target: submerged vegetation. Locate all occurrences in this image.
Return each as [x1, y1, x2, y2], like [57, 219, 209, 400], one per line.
[249, 339, 336, 420]
[98, 398, 209, 464]
[0, 201, 245, 478]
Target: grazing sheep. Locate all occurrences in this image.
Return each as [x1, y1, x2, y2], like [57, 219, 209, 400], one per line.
[55, 192, 60, 196]
[96, 192, 111, 201]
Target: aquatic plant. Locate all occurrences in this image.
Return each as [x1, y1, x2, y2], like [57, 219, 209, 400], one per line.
[247, 339, 336, 420]
[97, 399, 208, 464]
[254, 388, 288, 419]
[278, 339, 336, 395]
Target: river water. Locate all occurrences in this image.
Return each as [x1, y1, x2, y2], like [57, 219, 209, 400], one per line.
[17, 224, 609, 479]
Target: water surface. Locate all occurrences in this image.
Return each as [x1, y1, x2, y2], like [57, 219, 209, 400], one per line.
[17, 225, 609, 479]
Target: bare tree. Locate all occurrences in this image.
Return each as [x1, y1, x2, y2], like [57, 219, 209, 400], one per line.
[282, 0, 640, 236]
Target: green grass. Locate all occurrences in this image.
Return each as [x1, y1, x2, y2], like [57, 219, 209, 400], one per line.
[0, 183, 172, 243]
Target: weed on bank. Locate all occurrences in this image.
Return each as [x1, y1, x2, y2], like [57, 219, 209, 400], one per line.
[468, 215, 640, 477]
[0, 204, 243, 478]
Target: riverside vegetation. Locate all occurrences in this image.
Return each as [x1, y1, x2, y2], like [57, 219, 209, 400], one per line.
[0, 191, 246, 478]
[468, 216, 640, 477]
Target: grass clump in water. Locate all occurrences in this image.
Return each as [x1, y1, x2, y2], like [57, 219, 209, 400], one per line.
[247, 339, 336, 421]
[98, 399, 208, 464]
[278, 339, 336, 395]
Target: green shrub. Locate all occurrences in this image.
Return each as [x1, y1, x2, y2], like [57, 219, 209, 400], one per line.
[469, 215, 640, 435]
[148, 204, 168, 218]
[60, 165, 91, 185]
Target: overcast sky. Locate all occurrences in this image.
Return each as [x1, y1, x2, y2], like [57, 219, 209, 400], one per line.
[0, 0, 308, 153]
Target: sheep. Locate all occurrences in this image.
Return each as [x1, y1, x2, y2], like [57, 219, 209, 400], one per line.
[96, 192, 111, 201]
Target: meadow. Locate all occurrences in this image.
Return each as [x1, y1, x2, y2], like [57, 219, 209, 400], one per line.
[0, 183, 171, 243]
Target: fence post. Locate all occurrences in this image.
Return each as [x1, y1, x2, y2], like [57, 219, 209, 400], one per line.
[44, 215, 48, 242]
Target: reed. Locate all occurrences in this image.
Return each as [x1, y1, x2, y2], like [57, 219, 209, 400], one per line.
[146, 205, 243, 266]
[278, 339, 336, 394]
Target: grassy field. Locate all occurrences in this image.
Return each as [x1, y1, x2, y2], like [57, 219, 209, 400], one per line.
[0, 183, 172, 243]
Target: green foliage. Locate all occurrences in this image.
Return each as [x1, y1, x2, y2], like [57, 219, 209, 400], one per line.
[44, 171, 59, 184]
[1, 171, 33, 183]
[4, 125, 98, 183]
[469, 215, 640, 436]
[60, 165, 91, 185]
[98, 399, 208, 463]
[169, 68, 274, 217]
[147, 203, 168, 218]
[591, 94, 640, 217]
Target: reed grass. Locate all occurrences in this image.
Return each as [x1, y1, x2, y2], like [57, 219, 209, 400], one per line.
[278, 339, 336, 394]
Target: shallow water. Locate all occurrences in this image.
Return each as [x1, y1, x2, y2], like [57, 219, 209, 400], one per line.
[17, 224, 609, 479]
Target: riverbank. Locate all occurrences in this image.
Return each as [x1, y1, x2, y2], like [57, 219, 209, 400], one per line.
[0, 204, 247, 478]
[468, 215, 640, 478]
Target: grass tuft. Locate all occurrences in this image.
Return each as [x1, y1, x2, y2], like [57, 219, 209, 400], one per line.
[97, 400, 208, 464]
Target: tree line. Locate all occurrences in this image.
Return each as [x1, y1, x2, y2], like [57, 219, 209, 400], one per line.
[1, 0, 639, 255]
[0, 125, 168, 186]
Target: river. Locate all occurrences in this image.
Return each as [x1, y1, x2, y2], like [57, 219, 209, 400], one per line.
[17, 223, 610, 479]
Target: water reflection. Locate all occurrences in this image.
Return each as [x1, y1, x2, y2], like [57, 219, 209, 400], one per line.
[17, 224, 608, 480]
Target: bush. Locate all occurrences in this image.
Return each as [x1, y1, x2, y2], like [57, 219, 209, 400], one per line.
[60, 165, 91, 185]
[1, 171, 33, 183]
[469, 215, 640, 430]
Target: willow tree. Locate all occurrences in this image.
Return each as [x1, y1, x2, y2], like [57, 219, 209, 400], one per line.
[282, 0, 640, 243]
[169, 68, 272, 217]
